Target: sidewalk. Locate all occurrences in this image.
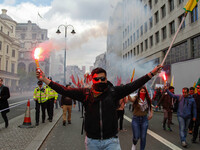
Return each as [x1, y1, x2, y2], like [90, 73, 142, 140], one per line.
[0, 107, 62, 150]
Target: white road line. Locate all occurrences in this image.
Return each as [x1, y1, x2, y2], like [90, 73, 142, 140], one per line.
[124, 115, 182, 150]
[10, 99, 33, 106]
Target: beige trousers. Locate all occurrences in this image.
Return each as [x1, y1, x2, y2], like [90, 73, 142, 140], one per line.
[62, 105, 72, 121]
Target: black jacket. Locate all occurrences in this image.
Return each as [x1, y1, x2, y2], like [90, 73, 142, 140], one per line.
[0, 86, 10, 113]
[49, 74, 150, 139]
[194, 93, 200, 118]
[61, 96, 76, 106]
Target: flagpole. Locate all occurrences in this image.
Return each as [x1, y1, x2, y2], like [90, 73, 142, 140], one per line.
[161, 13, 188, 66]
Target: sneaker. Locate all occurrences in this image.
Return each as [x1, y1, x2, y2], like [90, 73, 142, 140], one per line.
[49, 119, 52, 122]
[167, 127, 172, 131]
[121, 129, 127, 132]
[170, 122, 174, 125]
[131, 144, 136, 150]
[181, 141, 187, 147]
[68, 121, 71, 124]
[63, 121, 66, 126]
[163, 125, 166, 130]
[35, 123, 39, 126]
[42, 120, 45, 123]
[189, 130, 193, 134]
[5, 122, 8, 128]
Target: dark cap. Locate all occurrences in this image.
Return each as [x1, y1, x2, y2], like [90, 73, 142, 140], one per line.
[47, 77, 52, 80]
[37, 81, 43, 85]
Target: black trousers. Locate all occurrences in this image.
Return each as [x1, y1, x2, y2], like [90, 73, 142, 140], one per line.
[193, 118, 200, 140]
[117, 110, 125, 130]
[47, 98, 55, 120]
[35, 101, 47, 123]
[1, 111, 8, 126]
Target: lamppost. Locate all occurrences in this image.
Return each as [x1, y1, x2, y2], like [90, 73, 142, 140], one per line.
[56, 24, 76, 85]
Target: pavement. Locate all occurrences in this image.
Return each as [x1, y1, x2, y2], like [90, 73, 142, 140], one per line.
[0, 105, 62, 150]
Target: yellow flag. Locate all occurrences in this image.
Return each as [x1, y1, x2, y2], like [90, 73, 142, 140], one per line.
[170, 75, 174, 86]
[130, 68, 135, 82]
[193, 82, 197, 93]
[184, 0, 199, 12]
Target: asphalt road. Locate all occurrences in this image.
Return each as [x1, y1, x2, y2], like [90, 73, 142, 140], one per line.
[0, 93, 33, 124]
[39, 106, 200, 150]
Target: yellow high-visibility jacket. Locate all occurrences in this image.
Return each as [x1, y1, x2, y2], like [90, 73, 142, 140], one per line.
[33, 87, 47, 103]
[45, 85, 58, 100]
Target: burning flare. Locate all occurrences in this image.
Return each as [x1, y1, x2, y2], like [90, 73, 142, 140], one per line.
[34, 48, 42, 68]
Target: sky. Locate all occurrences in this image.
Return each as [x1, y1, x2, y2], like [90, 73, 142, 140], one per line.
[0, 0, 120, 71]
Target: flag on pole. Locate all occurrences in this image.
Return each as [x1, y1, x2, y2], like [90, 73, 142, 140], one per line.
[184, 0, 199, 12]
[130, 68, 135, 82]
[170, 75, 174, 86]
[195, 78, 200, 88]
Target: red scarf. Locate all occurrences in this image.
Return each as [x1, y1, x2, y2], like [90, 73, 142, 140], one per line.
[198, 91, 200, 95]
[140, 93, 146, 101]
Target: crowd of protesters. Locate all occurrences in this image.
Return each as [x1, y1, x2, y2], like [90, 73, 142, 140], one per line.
[1, 64, 200, 150]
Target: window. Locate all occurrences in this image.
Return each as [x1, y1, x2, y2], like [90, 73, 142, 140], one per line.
[137, 29, 139, 40]
[131, 50, 133, 57]
[0, 41, 2, 50]
[191, 5, 198, 23]
[191, 36, 200, 58]
[149, 17, 153, 29]
[41, 34, 44, 40]
[123, 43, 125, 50]
[140, 25, 143, 36]
[6, 60, 8, 71]
[141, 42, 143, 53]
[169, 0, 174, 12]
[178, 14, 185, 29]
[7, 45, 9, 54]
[145, 22, 148, 32]
[155, 31, 159, 43]
[150, 35, 153, 47]
[144, 5, 147, 15]
[20, 52, 24, 58]
[179, 0, 184, 4]
[32, 34, 36, 40]
[162, 26, 167, 40]
[0, 26, 3, 31]
[11, 63, 15, 73]
[134, 48, 136, 56]
[155, 11, 159, 24]
[149, 0, 152, 9]
[12, 50, 15, 57]
[170, 21, 175, 35]
[11, 26, 13, 33]
[128, 38, 130, 47]
[145, 39, 148, 50]
[133, 33, 135, 42]
[130, 35, 133, 44]
[21, 34, 25, 40]
[137, 45, 139, 55]
[155, 0, 158, 4]
[161, 4, 166, 18]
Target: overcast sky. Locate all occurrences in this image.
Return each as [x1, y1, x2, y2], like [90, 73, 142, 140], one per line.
[0, 0, 120, 71]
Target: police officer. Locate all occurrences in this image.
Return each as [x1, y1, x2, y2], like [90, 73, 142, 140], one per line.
[45, 77, 58, 122]
[33, 81, 47, 126]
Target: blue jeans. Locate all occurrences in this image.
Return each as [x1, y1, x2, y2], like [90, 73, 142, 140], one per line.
[177, 116, 191, 142]
[132, 115, 148, 150]
[85, 136, 121, 150]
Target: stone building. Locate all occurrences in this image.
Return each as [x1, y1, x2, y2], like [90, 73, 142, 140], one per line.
[0, 9, 20, 91]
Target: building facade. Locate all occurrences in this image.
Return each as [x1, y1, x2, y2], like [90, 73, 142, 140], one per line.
[108, 0, 200, 90]
[94, 52, 106, 70]
[16, 20, 49, 90]
[0, 9, 20, 91]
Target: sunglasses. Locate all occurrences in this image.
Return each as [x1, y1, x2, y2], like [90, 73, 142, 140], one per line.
[197, 87, 200, 89]
[93, 77, 106, 81]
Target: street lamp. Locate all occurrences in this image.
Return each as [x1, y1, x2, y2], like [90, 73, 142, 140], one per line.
[56, 24, 76, 85]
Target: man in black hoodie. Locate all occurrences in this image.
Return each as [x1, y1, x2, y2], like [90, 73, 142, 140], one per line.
[36, 65, 162, 150]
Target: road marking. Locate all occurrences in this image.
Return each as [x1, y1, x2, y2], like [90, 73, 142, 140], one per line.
[10, 99, 33, 106]
[124, 115, 182, 150]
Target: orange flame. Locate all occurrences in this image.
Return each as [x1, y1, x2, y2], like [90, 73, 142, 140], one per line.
[34, 47, 42, 60]
[163, 73, 167, 81]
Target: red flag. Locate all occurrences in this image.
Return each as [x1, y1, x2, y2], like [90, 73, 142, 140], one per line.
[77, 75, 80, 87]
[116, 76, 122, 86]
[70, 74, 77, 86]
